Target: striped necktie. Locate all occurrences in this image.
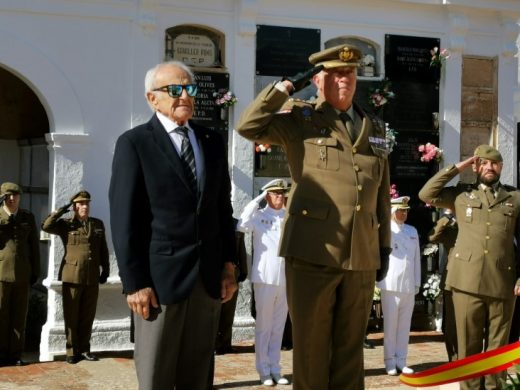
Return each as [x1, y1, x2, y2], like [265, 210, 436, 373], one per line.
[176, 126, 197, 194]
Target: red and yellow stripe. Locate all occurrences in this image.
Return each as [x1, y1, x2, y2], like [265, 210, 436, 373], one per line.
[400, 341, 520, 387]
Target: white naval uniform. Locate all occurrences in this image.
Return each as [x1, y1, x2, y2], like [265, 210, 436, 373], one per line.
[238, 196, 288, 378]
[377, 220, 421, 371]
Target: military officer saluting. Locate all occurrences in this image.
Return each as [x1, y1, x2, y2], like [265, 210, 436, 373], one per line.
[0, 182, 40, 366]
[42, 190, 109, 364]
[419, 145, 520, 390]
[237, 44, 391, 389]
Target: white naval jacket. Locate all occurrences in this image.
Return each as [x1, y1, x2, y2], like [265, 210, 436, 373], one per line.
[377, 220, 421, 294]
[237, 197, 286, 286]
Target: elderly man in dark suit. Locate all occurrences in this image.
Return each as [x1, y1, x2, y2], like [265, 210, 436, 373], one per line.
[0, 182, 40, 367]
[419, 145, 520, 389]
[109, 60, 237, 390]
[236, 44, 391, 389]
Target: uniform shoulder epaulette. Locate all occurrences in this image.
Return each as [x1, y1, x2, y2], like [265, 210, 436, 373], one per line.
[502, 184, 517, 191]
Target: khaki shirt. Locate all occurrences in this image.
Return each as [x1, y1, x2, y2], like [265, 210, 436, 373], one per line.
[236, 84, 391, 270]
[42, 209, 109, 285]
[0, 208, 40, 284]
[419, 164, 520, 299]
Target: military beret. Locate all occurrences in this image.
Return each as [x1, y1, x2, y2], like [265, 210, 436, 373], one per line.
[391, 196, 410, 210]
[0, 182, 22, 195]
[309, 44, 362, 69]
[70, 190, 91, 203]
[473, 144, 502, 162]
[261, 179, 289, 192]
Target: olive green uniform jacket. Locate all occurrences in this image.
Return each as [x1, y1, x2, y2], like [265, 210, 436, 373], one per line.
[42, 208, 109, 285]
[419, 165, 520, 299]
[0, 208, 40, 284]
[236, 84, 391, 269]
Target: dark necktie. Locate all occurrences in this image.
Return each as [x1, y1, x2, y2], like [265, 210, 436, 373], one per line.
[484, 187, 495, 205]
[176, 126, 197, 194]
[339, 112, 357, 141]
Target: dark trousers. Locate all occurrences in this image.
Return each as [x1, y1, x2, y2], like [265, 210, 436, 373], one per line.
[134, 278, 221, 390]
[0, 281, 30, 360]
[286, 257, 375, 390]
[215, 288, 238, 351]
[443, 290, 457, 361]
[62, 282, 99, 357]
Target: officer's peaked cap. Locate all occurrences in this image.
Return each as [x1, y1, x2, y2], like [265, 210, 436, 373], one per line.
[309, 44, 362, 69]
[261, 179, 289, 192]
[473, 144, 502, 162]
[391, 196, 410, 210]
[70, 190, 91, 203]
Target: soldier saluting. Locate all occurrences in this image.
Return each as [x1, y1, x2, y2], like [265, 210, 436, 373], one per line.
[419, 145, 520, 390]
[0, 182, 40, 367]
[42, 190, 109, 364]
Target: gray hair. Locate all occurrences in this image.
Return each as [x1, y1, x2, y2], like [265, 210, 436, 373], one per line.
[144, 61, 195, 111]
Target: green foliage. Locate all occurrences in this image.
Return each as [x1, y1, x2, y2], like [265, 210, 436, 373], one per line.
[499, 365, 520, 389]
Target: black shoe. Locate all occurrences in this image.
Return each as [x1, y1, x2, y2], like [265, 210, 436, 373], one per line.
[81, 352, 98, 361]
[281, 344, 293, 351]
[14, 359, 25, 366]
[215, 346, 235, 355]
[363, 339, 375, 349]
[66, 356, 79, 364]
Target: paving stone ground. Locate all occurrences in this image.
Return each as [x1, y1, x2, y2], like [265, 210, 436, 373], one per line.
[0, 331, 509, 389]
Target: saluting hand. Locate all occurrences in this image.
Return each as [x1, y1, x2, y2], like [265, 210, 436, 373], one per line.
[127, 287, 159, 320]
[220, 262, 238, 303]
[455, 156, 478, 172]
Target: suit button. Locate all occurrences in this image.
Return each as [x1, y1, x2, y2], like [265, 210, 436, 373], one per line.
[317, 139, 323, 144]
[302, 210, 308, 216]
[357, 185, 362, 191]
[486, 222, 491, 226]
[356, 205, 361, 211]
[352, 147, 357, 154]
[455, 253, 460, 258]
[484, 250, 489, 254]
[354, 165, 360, 171]
[508, 266, 512, 270]
[485, 236, 490, 240]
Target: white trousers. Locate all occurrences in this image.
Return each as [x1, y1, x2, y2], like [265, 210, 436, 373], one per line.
[254, 283, 288, 377]
[381, 290, 415, 370]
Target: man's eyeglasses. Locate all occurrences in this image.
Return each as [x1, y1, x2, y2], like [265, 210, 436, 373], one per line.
[153, 84, 198, 98]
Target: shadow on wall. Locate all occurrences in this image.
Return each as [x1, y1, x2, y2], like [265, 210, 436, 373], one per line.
[25, 285, 48, 352]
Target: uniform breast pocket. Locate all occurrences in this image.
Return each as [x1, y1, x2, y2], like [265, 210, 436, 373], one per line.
[303, 137, 339, 171]
[68, 231, 80, 245]
[457, 198, 482, 224]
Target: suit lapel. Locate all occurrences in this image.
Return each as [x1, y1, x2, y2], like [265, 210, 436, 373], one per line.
[149, 115, 194, 194]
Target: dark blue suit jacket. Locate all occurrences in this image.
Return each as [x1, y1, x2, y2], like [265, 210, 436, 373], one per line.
[109, 114, 236, 305]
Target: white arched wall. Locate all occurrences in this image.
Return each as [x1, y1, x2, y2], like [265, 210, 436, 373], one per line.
[0, 29, 123, 361]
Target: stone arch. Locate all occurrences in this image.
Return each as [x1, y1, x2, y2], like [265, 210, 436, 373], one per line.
[0, 29, 84, 133]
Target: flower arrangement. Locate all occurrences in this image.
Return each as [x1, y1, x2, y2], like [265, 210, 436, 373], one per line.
[361, 54, 375, 67]
[418, 143, 443, 163]
[430, 47, 450, 68]
[213, 89, 237, 108]
[373, 285, 381, 302]
[385, 123, 398, 153]
[255, 143, 271, 154]
[422, 273, 441, 302]
[390, 184, 399, 199]
[369, 79, 395, 109]
[422, 243, 439, 257]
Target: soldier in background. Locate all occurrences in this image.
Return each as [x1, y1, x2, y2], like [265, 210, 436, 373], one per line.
[0, 182, 40, 366]
[419, 145, 520, 389]
[428, 208, 458, 361]
[42, 190, 109, 364]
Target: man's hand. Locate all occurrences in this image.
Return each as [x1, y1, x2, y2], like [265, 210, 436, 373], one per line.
[282, 65, 324, 95]
[58, 202, 73, 214]
[126, 287, 159, 320]
[99, 270, 109, 284]
[376, 247, 392, 282]
[220, 262, 238, 303]
[455, 155, 478, 173]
